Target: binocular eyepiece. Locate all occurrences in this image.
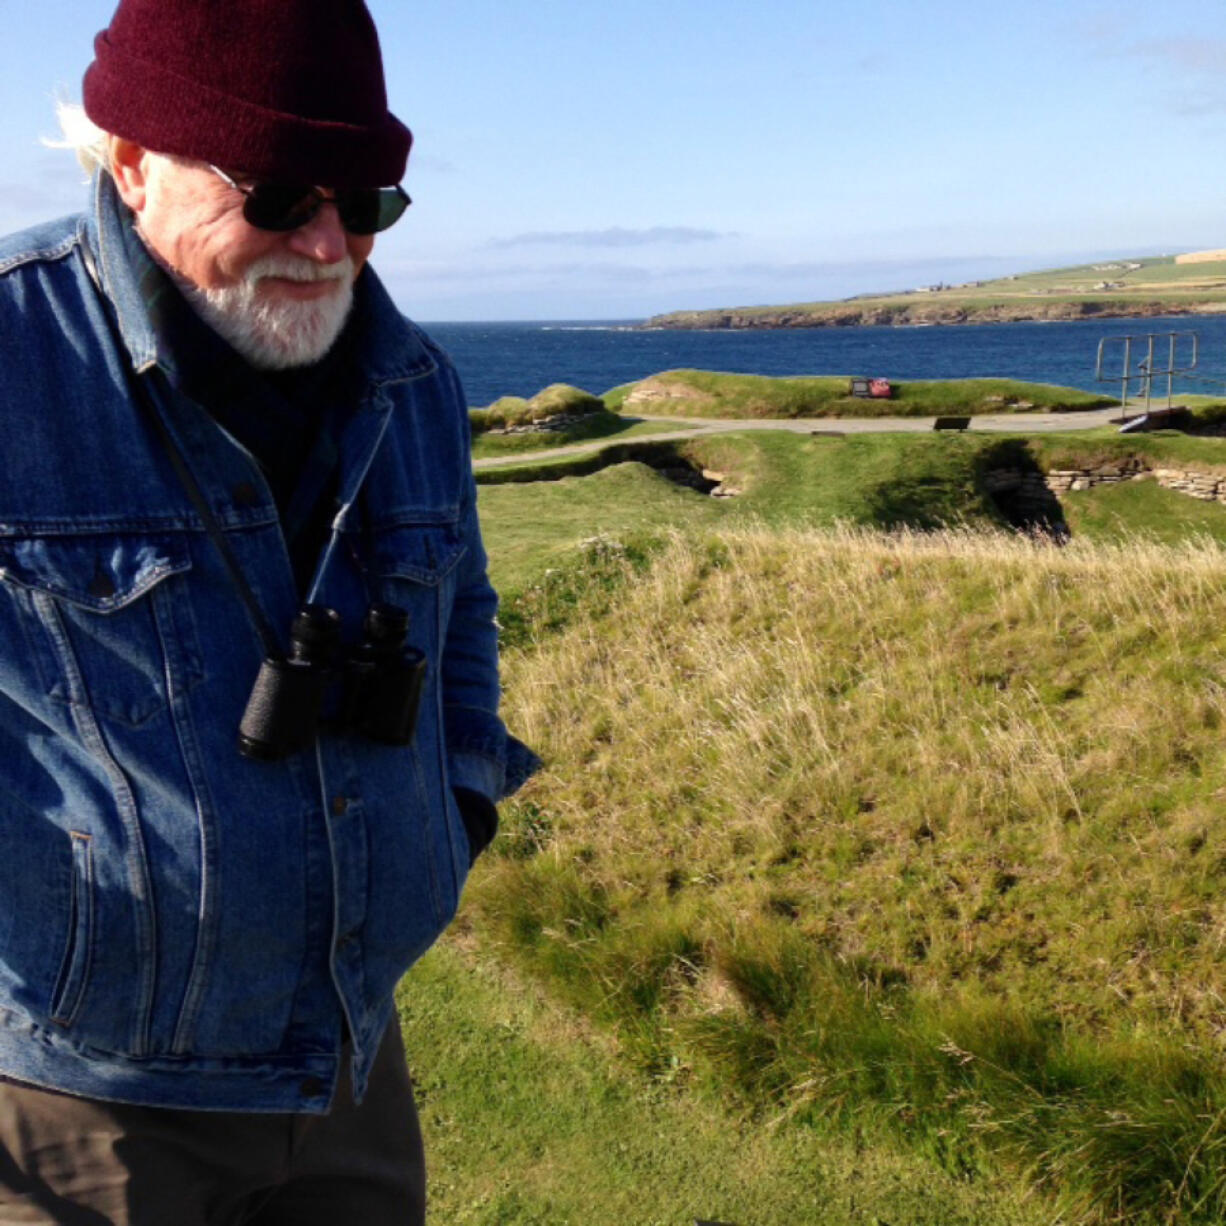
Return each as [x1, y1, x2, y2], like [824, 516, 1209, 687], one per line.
[238, 602, 426, 761]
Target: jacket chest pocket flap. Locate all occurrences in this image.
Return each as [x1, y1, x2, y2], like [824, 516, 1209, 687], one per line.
[0, 534, 203, 728]
[372, 524, 466, 587]
[369, 524, 467, 650]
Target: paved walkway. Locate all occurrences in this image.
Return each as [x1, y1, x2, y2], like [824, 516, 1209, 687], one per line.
[472, 407, 1126, 470]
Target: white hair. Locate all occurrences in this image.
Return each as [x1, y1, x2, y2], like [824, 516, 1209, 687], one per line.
[44, 100, 112, 177]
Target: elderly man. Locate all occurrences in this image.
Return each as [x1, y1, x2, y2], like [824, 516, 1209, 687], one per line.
[0, 1, 533, 1221]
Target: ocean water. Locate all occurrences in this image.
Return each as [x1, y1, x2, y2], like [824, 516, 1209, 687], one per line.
[423, 316, 1226, 408]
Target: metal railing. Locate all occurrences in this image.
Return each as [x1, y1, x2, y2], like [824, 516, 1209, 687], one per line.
[1095, 330, 1199, 418]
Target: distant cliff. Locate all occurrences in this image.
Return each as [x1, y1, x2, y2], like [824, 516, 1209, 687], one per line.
[642, 253, 1226, 329]
[642, 298, 1226, 330]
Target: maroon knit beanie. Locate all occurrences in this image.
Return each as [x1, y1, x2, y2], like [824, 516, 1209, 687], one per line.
[82, 0, 411, 188]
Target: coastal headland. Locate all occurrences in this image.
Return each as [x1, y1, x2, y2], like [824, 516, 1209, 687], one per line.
[643, 252, 1226, 329]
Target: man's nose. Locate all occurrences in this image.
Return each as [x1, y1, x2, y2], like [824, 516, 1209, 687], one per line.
[286, 201, 348, 263]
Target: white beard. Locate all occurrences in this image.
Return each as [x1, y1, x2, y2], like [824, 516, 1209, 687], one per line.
[177, 253, 357, 371]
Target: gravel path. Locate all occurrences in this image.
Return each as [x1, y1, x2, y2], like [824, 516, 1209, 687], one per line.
[472, 407, 1126, 470]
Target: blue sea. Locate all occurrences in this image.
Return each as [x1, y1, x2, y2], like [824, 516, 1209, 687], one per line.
[423, 316, 1226, 408]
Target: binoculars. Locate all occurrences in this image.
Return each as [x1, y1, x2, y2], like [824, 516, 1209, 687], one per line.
[238, 602, 426, 761]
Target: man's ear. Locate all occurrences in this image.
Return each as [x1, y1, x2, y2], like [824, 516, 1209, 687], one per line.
[109, 137, 149, 213]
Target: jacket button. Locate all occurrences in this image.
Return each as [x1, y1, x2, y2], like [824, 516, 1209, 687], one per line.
[330, 795, 348, 817]
[299, 1076, 326, 1099]
[232, 481, 260, 507]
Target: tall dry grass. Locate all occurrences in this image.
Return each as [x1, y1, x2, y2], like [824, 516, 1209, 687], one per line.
[471, 525, 1226, 1221]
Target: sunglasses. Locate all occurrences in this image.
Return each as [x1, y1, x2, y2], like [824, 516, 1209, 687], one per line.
[210, 166, 411, 235]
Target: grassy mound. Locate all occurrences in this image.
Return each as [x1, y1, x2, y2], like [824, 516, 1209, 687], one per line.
[620, 370, 1116, 419]
[470, 382, 606, 432]
[468, 382, 632, 459]
[474, 526, 1226, 1222]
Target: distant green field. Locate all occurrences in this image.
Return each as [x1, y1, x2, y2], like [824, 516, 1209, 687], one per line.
[644, 253, 1226, 328]
[922, 253, 1226, 297]
[977, 253, 1226, 291]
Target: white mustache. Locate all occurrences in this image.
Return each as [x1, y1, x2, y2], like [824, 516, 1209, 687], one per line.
[244, 255, 355, 286]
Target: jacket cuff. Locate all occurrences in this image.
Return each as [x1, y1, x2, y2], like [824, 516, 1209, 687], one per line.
[447, 749, 504, 801]
[452, 787, 498, 865]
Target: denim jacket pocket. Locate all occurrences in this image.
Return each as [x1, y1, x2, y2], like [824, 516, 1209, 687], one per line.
[369, 522, 471, 892]
[50, 832, 95, 1027]
[0, 533, 203, 728]
[370, 523, 466, 588]
[368, 523, 466, 646]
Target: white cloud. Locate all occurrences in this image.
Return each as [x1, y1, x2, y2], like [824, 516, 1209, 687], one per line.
[486, 226, 733, 250]
[1079, 24, 1226, 113]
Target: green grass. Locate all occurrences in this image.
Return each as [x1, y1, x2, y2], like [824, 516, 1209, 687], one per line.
[477, 427, 1226, 593]
[707, 431, 1007, 526]
[622, 370, 1115, 418]
[471, 413, 692, 461]
[475, 525, 1226, 1223]
[471, 382, 606, 424]
[478, 430, 1047, 593]
[470, 408, 627, 459]
[1061, 478, 1226, 544]
[398, 940, 1049, 1226]
[478, 459, 720, 596]
[461, 419, 1226, 1222]
[1023, 257, 1226, 288]
[1031, 428, 1226, 472]
[599, 381, 637, 412]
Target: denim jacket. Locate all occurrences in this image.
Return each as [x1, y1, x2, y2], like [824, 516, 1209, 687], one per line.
[0, 174, 533, 1112]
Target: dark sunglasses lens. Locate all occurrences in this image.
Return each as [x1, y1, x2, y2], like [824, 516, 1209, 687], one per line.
[239, 182, 410, 235]
[242, 184, 320, 232]
[336, 187, 410, 236]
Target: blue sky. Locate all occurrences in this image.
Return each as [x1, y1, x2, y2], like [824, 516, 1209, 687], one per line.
[3, 0, 1226, 320]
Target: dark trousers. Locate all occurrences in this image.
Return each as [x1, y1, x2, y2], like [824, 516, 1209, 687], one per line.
[0, 1023, 425, 1225]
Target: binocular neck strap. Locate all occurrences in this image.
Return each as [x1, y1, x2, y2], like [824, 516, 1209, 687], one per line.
[304, 403, 396, 607]
[134, 371, 285, 661]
